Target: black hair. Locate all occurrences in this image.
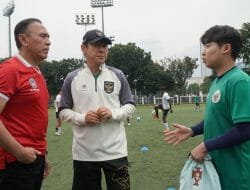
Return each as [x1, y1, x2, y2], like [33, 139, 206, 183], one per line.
[160, 87, 166, 91]
[200, 25, 242, 60]
[14, 18, 42, 49]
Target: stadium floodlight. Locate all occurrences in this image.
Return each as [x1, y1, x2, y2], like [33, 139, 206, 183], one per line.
[3, 0, 15, 57]
[90, 0, 113, 7]
[109, 35, 115, 44]
[75, 13, 96, 32]
[90, 0, 113, 33]
[109, 35, 115, 41]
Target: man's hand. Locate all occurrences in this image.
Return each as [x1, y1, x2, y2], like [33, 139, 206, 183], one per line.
[44, 155, 51, 178]
[97, 107, 112, 122]
[163, 123, 193, 146]
[191, 142, 207, 163]
[85, 110, 101, 125]
[15, 147, 41, 164]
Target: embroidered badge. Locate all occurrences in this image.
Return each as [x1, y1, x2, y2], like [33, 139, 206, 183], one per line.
[104, 81, 114, 94]
[212, 90, 221, 103]
[29, 78, 37, 89]
[96, 30, 103, 37]
[82, 84, 87, 91]
[111, 166, 129, 189]
[192, 167, 202, 186]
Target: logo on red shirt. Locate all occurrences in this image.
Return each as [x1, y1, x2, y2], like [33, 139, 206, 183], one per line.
[29, 78, 39, 91]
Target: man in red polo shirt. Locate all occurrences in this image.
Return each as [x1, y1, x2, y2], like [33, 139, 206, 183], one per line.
[0, 18, 51, 190]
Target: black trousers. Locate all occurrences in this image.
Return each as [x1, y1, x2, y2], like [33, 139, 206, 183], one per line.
[72, 157, 130, 190]
[154, 104, 169, 123]
[0, 155, 45, 190]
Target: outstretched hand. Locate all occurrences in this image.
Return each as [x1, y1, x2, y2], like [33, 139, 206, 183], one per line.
[163, 123, 193, 146]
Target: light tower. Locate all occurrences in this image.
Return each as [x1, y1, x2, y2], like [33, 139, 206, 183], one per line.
[90, 0, 113, 33]
[75, 13, 96, 33]
[3, 0, 15, 57]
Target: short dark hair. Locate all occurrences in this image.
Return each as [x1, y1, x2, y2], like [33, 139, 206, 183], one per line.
[14, 18, 42, 49]
[200, 25, 242, 60]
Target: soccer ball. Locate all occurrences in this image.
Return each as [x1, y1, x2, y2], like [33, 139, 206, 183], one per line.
[151, 110, 156, 115]
[152, 110, 158, 119]
[136, 116, 141, 122]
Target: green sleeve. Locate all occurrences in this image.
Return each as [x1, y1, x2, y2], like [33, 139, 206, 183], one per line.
[229, 79, 250, 123]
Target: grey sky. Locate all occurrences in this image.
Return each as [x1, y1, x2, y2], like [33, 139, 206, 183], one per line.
[0, 0, 249, 77]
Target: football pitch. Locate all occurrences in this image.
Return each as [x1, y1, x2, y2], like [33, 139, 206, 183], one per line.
[42, 104, 204, 190]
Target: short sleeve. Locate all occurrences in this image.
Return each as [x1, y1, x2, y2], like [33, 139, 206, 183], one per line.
[0, 64, 18, 101]
[229, 79, 250, 123]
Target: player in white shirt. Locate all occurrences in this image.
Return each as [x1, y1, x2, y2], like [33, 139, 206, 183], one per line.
[54, 91, 62, 135]
[153, 89, 173, 129]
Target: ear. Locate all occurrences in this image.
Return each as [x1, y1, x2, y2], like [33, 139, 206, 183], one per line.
[221, 43, 231, 55]
[81, 44, 86, 52]
[18, 34, 28, 47]
[81, 44, 88, 57]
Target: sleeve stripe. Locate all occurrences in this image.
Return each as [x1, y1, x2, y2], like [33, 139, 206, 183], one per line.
[0, 93, 9, 101]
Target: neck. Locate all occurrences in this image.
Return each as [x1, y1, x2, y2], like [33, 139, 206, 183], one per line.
[214, 58, 235, 77]
[87, 61, 103, 74]
[19, 49, 40, 66]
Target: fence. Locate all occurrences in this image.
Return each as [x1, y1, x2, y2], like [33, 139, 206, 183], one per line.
[49, 94, 207, 107]
[134, 95, 207, 105]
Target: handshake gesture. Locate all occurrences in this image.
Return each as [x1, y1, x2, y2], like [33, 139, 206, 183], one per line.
[85, 107, 112, 125]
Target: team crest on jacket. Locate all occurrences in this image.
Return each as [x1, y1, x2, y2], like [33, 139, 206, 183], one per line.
[192, 167, 202, 186]
[212, 90, 221, 103]
[29, 78, 37, 89]
[104, 81, 114, 94]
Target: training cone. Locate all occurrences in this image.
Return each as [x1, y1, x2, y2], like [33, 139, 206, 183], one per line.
[140, 146, 149, 152]
[166, 187, 175, 190]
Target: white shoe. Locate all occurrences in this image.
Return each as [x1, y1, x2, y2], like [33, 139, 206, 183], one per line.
[55, 131, 61, 136]
[163, 123, 169, 130]
[127, 123, 131, 126]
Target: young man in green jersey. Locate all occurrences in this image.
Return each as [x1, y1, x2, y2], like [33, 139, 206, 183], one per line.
[194, 94, 200, 111]
[164, 25, 250, 190]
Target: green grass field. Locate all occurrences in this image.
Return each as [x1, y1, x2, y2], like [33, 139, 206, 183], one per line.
[42, 104, 204, 190]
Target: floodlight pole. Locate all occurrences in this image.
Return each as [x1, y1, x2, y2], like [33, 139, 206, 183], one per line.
[199, 40, 203, 78]
[3, 0, 15, 57]
[90, 0, 113, 33]
[75, 13, 96, 33]
[133, 79, 137, 103]
[8, 16, 12, 57]
[101, 7, 104, 32]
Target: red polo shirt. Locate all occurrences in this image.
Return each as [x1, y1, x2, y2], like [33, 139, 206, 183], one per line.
[0, 56, 49, 165]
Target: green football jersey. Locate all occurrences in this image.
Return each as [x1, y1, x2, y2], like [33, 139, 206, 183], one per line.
[204, 67, 250, 190]
[194, 96, 199, 104]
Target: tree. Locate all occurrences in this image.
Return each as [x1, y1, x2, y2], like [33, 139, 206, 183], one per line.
[239, 22, 250, 65]
[106, 43, 151, 87]
[161, 57, 198, 95]
[0, 58, 8, 63]
[187, 83, 200, 95]
[39, 58, 83, 96]
[143, 62, 174, 94]
[200, 75, 216, 94]
[106, 43, 174, 95]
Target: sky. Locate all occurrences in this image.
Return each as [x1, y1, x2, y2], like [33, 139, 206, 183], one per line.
[0, 0, 250, 77]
